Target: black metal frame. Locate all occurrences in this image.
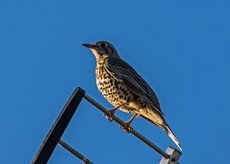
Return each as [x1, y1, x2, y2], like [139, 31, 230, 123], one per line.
[32, 87, 181, 164]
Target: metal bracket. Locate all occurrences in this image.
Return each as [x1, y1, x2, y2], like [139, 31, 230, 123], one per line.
[32, 87, 182, 163]
[32, 88, 92, 164]
[160, 147, 182, 164]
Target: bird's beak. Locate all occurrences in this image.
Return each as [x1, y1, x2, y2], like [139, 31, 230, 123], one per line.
[82, 43, 97, 49]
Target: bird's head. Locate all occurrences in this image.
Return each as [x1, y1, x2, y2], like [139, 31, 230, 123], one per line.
[83, 41, 120, 60]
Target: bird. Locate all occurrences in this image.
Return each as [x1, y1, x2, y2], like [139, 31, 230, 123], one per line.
[83, 41, 182, 151]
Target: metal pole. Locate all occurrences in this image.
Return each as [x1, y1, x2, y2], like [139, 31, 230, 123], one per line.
[32, 87, 85, 164]
[84, 94, 170, 159]
[59, 140, 93, 164]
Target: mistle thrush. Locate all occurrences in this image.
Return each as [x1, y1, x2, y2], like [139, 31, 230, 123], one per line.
[83, 41, 182, 151]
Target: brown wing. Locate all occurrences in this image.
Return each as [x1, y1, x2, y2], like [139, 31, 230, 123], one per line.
[104, 57, 164, 115]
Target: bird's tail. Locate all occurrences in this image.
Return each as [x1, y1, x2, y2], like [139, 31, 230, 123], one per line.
[164, 124, 183, 151]
[140, 110, 182, 151]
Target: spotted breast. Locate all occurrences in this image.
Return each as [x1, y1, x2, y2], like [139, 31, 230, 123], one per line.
[95, 57, 137, 114]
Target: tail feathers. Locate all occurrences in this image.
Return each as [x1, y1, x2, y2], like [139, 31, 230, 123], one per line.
[165, 125, 183, 151]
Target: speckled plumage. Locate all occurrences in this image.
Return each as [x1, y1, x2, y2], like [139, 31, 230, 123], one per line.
[83, 41, 182, 151]
[95, 56, 164, 126]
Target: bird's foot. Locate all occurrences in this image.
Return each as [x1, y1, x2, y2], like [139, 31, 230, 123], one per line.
[120, 123, 132, 133]
[104, 103, 128, 121]
[120, 114, 137, 132]
[104, 109, 116, 122]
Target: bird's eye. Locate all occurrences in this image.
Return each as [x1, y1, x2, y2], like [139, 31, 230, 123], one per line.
[100, 43, 107, 49]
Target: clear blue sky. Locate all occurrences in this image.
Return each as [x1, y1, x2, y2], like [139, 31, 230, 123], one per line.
[0, 0, 229, 163]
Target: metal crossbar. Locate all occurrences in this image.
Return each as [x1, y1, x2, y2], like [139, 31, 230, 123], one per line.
[32, 87, 181, 164]
[58, 139, 93, 164]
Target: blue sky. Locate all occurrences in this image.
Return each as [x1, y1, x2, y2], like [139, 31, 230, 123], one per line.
[0, 0, 229, 163]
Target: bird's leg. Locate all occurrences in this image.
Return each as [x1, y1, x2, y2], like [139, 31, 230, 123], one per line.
[105, 103, 128, 121]
[120, 114, 138, 133]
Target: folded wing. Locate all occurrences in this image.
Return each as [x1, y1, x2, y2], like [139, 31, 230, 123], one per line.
[104, 57, 164, 116]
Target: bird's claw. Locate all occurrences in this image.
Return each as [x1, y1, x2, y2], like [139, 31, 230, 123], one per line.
[120, 123, 132, 133]
[104, 113, 113, 122]
[104, 110, 114, 122]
